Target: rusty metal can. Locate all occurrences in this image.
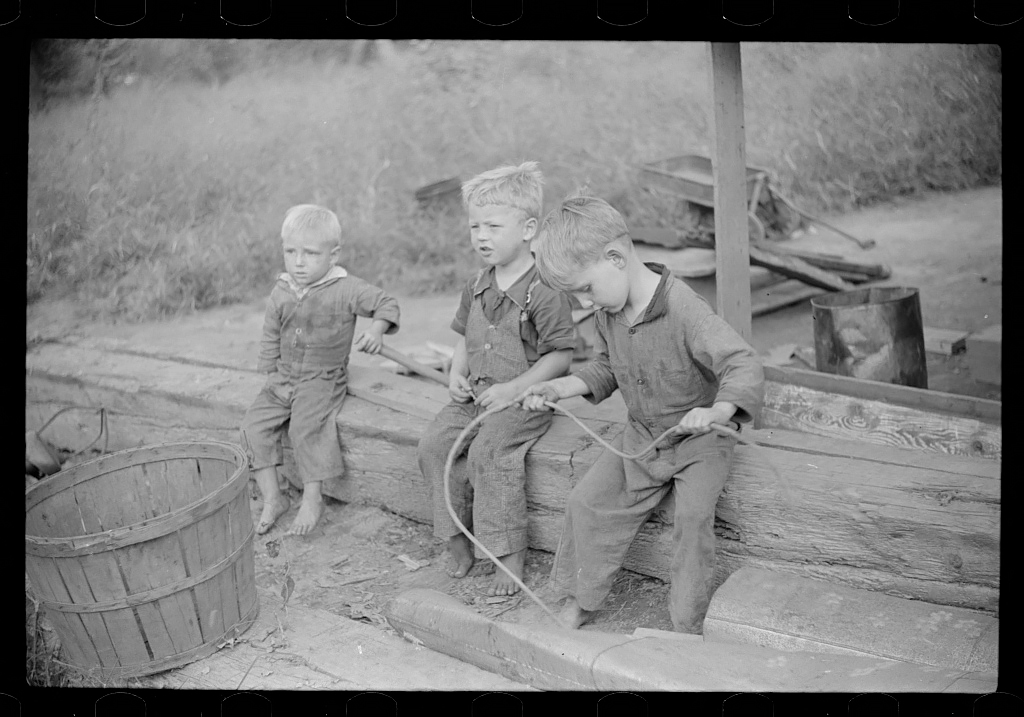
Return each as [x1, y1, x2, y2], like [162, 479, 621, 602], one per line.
[811, 287, 928, 388]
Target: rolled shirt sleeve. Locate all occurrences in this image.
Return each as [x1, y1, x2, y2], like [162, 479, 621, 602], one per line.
[528, 283, 577, 355]
[449, 279, 475, 336]
[353, 279, 401, 335]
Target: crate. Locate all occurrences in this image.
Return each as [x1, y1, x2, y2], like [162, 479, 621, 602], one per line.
[639, 154, 769, 208]
[25, 441, 258, 680]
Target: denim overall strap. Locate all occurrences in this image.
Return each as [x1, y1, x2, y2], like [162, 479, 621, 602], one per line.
[465, 273, 535, 386]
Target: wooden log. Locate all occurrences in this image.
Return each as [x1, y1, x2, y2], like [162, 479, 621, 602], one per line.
[748, 244, 853, 292]
[26, 343, 1000, 612]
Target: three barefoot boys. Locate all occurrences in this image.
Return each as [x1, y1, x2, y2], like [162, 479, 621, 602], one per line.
[241, 162, 764, 633]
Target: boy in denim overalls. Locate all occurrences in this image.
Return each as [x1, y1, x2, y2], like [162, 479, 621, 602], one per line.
[522, 192, 764, 632]
[242, 205, 400, 537]
[417, 162, 575, 597]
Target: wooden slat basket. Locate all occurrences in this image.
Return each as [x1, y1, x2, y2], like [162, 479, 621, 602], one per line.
[25, 441, 258, 680]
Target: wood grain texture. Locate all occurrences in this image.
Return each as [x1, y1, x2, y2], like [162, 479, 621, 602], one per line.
[707, 42, 753, 342]
[762, 379, 1000, 460]
[765, 364, 1001, 422]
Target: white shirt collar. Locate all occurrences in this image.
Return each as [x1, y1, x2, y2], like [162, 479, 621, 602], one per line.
[280, 265, 348, 297]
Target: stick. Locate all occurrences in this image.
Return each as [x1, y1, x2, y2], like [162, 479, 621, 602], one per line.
[379, 345, 450, 386]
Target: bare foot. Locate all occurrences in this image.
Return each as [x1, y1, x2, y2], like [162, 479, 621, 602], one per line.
[486, 548, 526, 597]
[256, 495, 291, 535]
[446, 534, 475, 578]
[558, 597, 595, 630]
[285, 492, 324, 537]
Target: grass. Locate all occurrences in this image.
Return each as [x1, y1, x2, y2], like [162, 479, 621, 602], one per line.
[27, 41, 1001, 323]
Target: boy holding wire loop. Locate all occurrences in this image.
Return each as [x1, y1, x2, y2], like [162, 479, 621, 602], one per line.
[417, 162, 575, 597]
[521, 191, 764, 633]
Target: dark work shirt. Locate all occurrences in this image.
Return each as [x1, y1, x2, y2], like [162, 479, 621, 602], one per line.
[452, 264, 576, 361]
[574, 263, 764, 432]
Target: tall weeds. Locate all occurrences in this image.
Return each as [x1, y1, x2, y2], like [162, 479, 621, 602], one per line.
[27, 41, 1001, 322]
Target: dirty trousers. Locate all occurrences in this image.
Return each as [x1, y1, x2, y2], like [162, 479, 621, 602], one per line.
[239, 372, 347, 484]
[551, 426, 735, 633]
[417, 400, 553, 559]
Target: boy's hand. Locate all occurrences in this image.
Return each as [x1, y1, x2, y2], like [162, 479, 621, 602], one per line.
[475, 382, 521, 409]
[519, 382, 561, 412]
[449, 374, 475, 403]
[673, 405, 734, 435]
[354, 330, 384, 355]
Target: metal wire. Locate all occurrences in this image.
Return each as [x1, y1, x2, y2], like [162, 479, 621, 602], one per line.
[442, 397, 760, 630]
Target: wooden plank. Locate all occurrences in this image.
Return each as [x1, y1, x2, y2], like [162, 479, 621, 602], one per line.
[750, 280, 825, 317]
[630, 227, 686, 249]
[119, 534, 187, 660]
[707, 42, 753, 342]
[79, 550, 152, 668]
[175, 524, 210, 648]
[748, 244, 852, 292]
[192, 510, 229, 641]
[756, 244, 892, 279]
[27, 342, 1002, 612]
[764, 364, 1001, 422]
[762, 381, 1000, 460]
[227, 488, 258, 627]
[56, 556, 120, 668]
[924, 327, 969, 356]
[965, 325, 1001, 385]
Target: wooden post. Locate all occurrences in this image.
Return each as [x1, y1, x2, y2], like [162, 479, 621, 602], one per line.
[707, 42, 753, 342]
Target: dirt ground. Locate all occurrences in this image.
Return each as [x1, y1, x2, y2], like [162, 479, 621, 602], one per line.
[25, 186, 1002, 683]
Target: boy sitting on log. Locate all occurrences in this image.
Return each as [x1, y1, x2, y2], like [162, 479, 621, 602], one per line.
[241, 204, 400, 536]
[417, 162, 575, 597]
[521, 191, 764, 632]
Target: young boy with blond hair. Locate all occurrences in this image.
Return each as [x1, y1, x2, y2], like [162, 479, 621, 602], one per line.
[417, 162, 576, 597]
[521, 191, 764, 632]
[242, 204, 400, 536]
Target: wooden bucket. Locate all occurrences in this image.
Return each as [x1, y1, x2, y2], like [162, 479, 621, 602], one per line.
[25, 442, 258, 680]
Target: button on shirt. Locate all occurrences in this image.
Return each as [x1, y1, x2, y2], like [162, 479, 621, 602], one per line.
[258, 265, 401, 381]
[451, 264, 575, 362]
[574, 263, 764, 433]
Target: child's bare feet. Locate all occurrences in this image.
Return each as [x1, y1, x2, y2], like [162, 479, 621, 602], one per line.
[486, 548, 526, 597]
[286, 484, 324, 537]
[256, 495, 291, 535]
[446, 534, 475, 578]
[559, 597, 595, 630]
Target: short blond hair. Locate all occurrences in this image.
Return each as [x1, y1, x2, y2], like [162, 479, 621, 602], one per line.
[461, 161, 544, 219]
[533, 190, 631, 291]
[281, 204, 342, 248]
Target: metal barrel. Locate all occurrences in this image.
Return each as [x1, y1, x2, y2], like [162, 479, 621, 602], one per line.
[811, 287, 927, 388]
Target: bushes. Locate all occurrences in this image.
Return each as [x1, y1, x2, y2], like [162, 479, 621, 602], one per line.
[27, 41, 1001, 322]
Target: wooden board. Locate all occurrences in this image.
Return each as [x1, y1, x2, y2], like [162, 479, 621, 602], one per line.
[762, 379, 1000, 460]
[924, 327, 969, 356]
[750, 280, 825, 317]
[756, 243, 892, 279]
[634, 245, 718, 278]
[764, 364, 1001, 423]
[27, 343, 1001, 612]
[748, 244, 852, 292]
